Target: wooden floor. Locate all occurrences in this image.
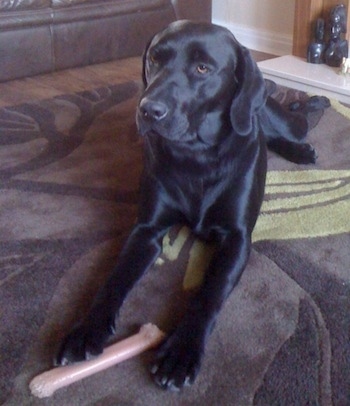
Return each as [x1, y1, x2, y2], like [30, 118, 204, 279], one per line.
[0, 57, 142, 108]
[0, 51, 274, 108]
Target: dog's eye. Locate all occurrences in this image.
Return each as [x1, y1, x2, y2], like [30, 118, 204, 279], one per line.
[149, 54, 158, 66]
[196, 64, 210, 74]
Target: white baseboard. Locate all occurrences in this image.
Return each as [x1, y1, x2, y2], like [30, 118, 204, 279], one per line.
[212, 19, 293, 56]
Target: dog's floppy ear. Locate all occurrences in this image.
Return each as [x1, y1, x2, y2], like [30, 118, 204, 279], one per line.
[141, 35, 157, 87]
[230, 45, 267, 136]
[141, 40, 151, 87]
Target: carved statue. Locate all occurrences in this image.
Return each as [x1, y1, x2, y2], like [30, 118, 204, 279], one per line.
[324, 4, 348, 67]
[307, 18, 326, 63]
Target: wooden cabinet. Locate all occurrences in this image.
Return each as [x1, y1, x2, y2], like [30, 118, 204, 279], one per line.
[293, 0, 350, 57]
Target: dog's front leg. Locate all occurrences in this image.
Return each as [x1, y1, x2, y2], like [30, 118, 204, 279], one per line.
[151, 230, 251, 391]
[55, 224, 166, 366]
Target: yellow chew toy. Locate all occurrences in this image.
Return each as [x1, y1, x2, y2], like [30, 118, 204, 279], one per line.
[29, 323, 165, 398]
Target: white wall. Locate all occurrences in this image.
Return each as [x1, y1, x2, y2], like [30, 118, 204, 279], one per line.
[212, 0, 295, 55]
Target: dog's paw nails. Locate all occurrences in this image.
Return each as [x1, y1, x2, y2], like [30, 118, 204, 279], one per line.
[150, 363, 160, 375]
[150, 333, 202, 391]
[55, 323, 109, 366]
[286, 142, 317, 165]
[300, 143, 317, 164]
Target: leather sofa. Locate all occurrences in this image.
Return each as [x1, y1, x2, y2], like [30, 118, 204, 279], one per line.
[0, 0, 211, 82]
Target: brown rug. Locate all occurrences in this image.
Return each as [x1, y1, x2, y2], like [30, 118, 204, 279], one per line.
[0, 77, 349, 405]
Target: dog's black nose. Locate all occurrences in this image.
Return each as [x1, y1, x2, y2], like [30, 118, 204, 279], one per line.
[139, 98, 168, 121]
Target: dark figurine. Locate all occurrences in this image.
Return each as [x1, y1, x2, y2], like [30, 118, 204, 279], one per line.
[324, 4, 348, 67]
[307, 18, 326, 63]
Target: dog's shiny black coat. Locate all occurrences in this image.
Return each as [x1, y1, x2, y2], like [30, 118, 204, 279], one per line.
[56, 21, 323, 391]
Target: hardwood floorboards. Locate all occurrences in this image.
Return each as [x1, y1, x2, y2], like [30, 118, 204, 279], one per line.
[0, 51, 275, 108]
[0, 57, 142, 108]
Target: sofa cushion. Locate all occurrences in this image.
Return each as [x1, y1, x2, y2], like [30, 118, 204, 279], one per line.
[0, 0, 50, 11]
[53, 0, 176, 70]
[0, 0, 211, 81]
[52, 0, 173, 23]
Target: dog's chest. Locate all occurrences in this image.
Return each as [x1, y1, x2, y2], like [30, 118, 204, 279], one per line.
[163, 172, 232, 238]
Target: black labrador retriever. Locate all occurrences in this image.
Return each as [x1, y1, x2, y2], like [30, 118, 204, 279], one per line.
[56, 21, 326, 391]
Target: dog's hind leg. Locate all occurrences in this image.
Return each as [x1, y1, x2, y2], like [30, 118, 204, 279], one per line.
[263, 96, 309, 141]
[289, 95, 331, 115]
[266, 137, 317, 164]
[261, 94, 329, 164]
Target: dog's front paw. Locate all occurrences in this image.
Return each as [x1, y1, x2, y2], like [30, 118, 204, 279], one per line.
[150, 329, 203, 391]
[55, 320, 114, 366]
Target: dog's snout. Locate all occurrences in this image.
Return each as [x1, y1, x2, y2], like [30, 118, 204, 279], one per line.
[139, 98, 168, 121]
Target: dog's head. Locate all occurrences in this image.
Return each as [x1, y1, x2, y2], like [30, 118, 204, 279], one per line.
[137, 20, 266, 145]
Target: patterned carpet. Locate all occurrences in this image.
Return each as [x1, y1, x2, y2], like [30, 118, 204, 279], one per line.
[0, 78, 349, 405]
